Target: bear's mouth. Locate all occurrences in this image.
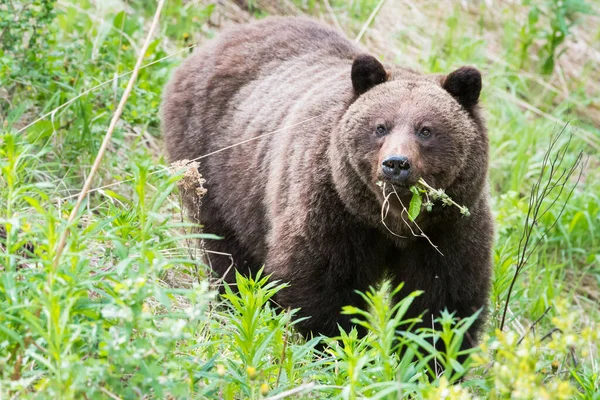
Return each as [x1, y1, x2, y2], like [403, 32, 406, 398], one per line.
[375, 177, 413, 197]
[376, 175, 416, 189]
[375, 179, 414, 216]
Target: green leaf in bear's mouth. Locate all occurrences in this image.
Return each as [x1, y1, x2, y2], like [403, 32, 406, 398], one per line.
[408, 186, 422, 222]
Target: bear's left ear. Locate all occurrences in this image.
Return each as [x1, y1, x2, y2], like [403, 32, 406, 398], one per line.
[351, 54, 388, 95]
[440, 66, 482, 109]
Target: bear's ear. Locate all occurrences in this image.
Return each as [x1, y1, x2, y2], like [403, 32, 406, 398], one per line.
[441, 66, 482, 109]
[351, 54, 388, 95]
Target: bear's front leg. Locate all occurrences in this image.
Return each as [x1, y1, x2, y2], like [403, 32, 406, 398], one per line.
[264, 225, 386, 339]
[391, 204, 493, 356]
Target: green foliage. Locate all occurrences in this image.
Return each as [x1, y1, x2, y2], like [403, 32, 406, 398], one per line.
[0, 0, 57, 85]
[408, 186, 422, 221]
[409, 178, 471, 220]
[0, 130, 217, 397]
[0, 0, 56, 49]
[213, 271, 320, 398]
[519, 0, 592, 74]
[474, 300, 600, 398]
[1, 0, 599, 398]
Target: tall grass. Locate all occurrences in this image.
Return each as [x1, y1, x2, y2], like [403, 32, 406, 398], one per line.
[1, 0, 599, 398]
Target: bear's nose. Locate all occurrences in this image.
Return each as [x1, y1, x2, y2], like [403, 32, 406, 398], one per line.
[381, 156, 411, 182]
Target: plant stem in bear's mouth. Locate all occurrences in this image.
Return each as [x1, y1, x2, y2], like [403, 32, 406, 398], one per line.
[376, 178, 470, 218]
[380, 185, 408, 239]
[379, 182, 443, 256]
[415, 178, 471, 217]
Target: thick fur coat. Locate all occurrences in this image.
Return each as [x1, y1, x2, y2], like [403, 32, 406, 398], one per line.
[162, 17, 493, 348]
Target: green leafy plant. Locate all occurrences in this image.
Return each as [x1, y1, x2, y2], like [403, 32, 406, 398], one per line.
[0, 0, 57, 109]
[318, 282, 480, 397]
[1, 0, 599, 398]
[518, 0, 592, 74]
[408, 178, 471, 222]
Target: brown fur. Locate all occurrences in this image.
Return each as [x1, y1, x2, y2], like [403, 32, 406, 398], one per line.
[162, 17, 493, 350]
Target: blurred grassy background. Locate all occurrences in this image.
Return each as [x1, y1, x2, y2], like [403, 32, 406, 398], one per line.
[0, 0, 599, 398]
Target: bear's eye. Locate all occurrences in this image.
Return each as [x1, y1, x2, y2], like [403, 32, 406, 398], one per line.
[375, 124, 388, 136]
[418, 127, 432, 138]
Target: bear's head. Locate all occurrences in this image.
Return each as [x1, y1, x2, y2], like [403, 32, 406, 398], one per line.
[330, 55, 488, 229]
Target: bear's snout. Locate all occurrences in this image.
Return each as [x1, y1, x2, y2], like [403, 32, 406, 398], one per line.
[381, 156, 411, 183]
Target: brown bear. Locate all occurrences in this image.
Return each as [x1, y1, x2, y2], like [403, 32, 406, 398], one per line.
[162, 17, 493, 350]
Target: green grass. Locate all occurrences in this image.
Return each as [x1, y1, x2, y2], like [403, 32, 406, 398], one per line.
[1, 0, 599, 398]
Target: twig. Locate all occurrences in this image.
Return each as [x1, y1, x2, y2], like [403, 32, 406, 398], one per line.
[51, 0, 167, 269]
[211, 250, 235, 287]
[275, 308, 292, 388]
[516, 306, 551, 345]
[355, 0, 388, 43]
[540, 328, 562, 342]
[380, 188, 407, 239]
[59, 114, 326, 200]
[388, 183, 442, 255]
[500, 125, 583, 331]
[569, 346, 578, 368]
[264, 382, 316, 400]
[99, 387, 123, 400]
[323, 0, 344, 33]
[417, 178, 470, 216]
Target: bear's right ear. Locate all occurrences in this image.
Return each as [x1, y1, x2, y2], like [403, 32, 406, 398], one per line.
[351, 54, 388, 95]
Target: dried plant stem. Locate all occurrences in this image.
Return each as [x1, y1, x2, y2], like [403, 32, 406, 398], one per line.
[264, 382, 316, 400]
[381, 182, 442, 255]
[323, 0, 344, 33]
[390, 184, 442, 255]
[494, 89, 600, 151]
[275, 308, 292, 388]
[99, 387, 123, 400]
[516, 306, 552, 346]
[500, 125, 584, 330]
[380, 187, 407, 239]
[60, 114, 325, 201]
[52, 0, 166, 270]
[417, 178, 469, 215]
[355, 0, 388, 43]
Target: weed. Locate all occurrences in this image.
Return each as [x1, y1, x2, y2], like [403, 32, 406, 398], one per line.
[1, 0, 599, 398]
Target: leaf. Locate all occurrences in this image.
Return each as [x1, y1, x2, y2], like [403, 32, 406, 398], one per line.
[408, 189, 422, 222]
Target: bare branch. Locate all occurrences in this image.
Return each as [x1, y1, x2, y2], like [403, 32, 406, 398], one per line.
[500, 125, 584, 331]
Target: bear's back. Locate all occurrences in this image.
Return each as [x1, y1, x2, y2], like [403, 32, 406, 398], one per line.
[162, 17, 361, 163]
[161, 17, 365, 267]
